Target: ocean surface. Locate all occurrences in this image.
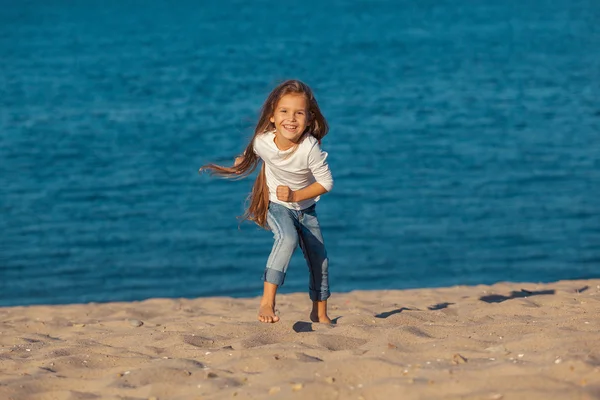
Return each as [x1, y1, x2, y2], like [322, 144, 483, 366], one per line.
[1, 0, 599, 307]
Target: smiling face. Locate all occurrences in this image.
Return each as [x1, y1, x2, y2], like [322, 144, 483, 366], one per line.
[269, 93, 309, 150]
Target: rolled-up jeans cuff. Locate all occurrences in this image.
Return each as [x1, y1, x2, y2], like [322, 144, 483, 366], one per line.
[309, 290, 330, 302]
[262, 268, 285, 287]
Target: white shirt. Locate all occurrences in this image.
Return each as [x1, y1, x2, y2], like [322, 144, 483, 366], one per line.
[253, 131, 333, 210]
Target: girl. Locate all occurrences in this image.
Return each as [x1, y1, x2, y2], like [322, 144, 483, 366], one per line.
[200, 80, 333, 324]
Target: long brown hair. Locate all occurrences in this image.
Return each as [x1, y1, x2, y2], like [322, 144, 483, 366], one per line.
[200, 79, 328, 229]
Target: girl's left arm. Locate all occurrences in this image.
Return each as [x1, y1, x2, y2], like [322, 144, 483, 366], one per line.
[307, 141, 334, 193]
[289, 182, 328, 202]
[277, 143, 333, 203]
[276, 141, 333, 203]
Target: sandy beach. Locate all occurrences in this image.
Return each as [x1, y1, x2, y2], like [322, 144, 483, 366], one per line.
[1, 279, 599, 400]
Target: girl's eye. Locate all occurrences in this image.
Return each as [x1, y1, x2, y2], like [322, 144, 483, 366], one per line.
[280, 110, 287, 113]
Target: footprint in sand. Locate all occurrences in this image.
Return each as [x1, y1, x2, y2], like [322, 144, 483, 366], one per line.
[183, 335, 216, 348]
[401, 326, 434, 338]
[317, 335, 367, 351]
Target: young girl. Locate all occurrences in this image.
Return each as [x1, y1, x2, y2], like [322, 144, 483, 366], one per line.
[200, 80, 333, 324]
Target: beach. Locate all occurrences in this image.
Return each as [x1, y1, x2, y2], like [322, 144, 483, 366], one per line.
[1, 279, 599, 400]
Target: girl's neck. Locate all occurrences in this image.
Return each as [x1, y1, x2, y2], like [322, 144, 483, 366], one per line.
[273, 133, 297, 151]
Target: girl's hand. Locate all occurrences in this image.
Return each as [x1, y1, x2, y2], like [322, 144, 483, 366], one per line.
[276, 185, 295, 202]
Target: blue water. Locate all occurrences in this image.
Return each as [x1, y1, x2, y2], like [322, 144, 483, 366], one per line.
[1, 0, 599, 307]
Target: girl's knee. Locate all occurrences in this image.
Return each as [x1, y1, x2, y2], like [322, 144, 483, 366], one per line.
[275, 233, 299, 253]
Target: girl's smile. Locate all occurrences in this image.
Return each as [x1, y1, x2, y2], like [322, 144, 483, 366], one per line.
[270, 93, 309, 150]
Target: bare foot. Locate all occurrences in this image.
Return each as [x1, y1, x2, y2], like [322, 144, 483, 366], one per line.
[310, 311, 332, 324]
[258, 282, 280, 323]
[310, 300, 332, 324]
[258, 303, 280, 323]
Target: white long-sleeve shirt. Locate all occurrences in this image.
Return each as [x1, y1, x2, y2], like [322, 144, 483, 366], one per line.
[253, 130, 333, 210]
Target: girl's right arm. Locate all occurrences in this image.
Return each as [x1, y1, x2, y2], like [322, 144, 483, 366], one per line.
[209, 154, 244, 174]
[234, 155, 244, 167]
[200, 138, 259, 177]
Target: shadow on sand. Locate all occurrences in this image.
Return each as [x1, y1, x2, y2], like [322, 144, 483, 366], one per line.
[292, 317, 341, 333]
[301, 285, 589, 327]
[479, 289, 556, 303]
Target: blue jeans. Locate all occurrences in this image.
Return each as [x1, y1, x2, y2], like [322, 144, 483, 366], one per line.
[262, 202, 330, 301]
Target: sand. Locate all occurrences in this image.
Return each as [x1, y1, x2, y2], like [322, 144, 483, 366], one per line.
[1, 279, 599, 400]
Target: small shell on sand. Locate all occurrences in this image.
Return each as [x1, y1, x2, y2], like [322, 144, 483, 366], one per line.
[128, 319, 144, 327]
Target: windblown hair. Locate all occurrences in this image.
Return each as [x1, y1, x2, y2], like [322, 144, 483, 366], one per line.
[200, 80, 328, 229]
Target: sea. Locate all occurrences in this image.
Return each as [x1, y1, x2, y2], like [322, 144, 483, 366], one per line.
[1, 0, 599, 306]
